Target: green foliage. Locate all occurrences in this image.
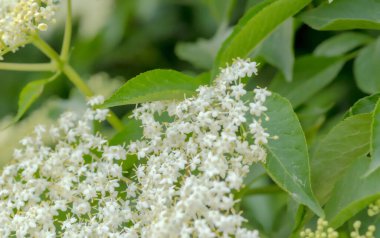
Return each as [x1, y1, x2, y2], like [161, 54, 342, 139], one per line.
[261, 93, 323, 217]
[314, 32, 373, 57]
[298, 81, 349, 144]
[367, 99, 380, 176]
[200, 0, 236, 23]
[175, 27, 229, 69]
[345, 94, 380, 118]
[354, 37, 380, 94]
[325, 156, 380, 228]
[103, 70, 208, 107]
[301, 0, 380, 30]
[255, 18, 294, 82]
[212, 0, 310, 77]
[311, 113, 372, 205]
[11, 73, 59, 125]
[269, 55, 345, 108]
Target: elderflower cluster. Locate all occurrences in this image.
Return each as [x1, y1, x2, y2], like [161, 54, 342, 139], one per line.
[0, 97, 130, 237]
[0, 58, 270, 237]
[368, 199, 380, 217]
[126, 58, 269, 237]
[0, 0, 59, 57]
[301, 219, 376, 238]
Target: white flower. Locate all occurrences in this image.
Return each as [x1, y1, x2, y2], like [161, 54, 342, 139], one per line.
[0, 0, 59, 58]
[127, 58, 269, 237]
[0, 58, 270, 237]
[0, 103, 130, 236]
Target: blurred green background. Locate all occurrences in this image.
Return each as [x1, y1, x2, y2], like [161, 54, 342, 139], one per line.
[0, 0, 366, 123]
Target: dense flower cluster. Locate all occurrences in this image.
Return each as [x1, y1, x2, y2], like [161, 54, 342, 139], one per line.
[127, 58, 269, 237]
[301, 219, 376, 238]
[0, 59, 270, 237]
[0, 0, 59, 57]
[0, 97, 127, 237]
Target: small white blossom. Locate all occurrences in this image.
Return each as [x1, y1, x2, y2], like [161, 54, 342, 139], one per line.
[87, 95, 105, 106]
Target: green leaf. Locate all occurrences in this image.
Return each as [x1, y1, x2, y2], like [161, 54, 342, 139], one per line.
[366, 99, 380, 176]
[103, 70, 208, 107]
[15, 80, 48, 122]
[261, 93, 323, 217]
[324, 156, 380, 228]
[110, 118, 143, 146]
[269, 55, 345, 108]
[300, 0, 380, 31]
[345, 94, 380, 118]
[256, 18, 294, 82]
[314, 32, 373, 57]
[298, 81, 349, 144]
[311, 113, 372, 205]
[6, 73, 59, 127]
[201, 0, 236, 23]
[212, 0, 310, 77]
[175, 27, 230, 69]
[242, 191, 288, 236]
[354, 37, 380, 94]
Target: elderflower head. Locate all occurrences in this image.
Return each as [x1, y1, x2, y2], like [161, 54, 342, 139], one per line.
[0, 58, 270, 237]
[0, 96, 131, 237]
[0, 0, 59, 58]
[126, 58, 269, 237]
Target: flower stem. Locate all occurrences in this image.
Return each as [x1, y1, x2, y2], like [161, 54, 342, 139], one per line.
[33, 36, 124, 132]
[32, 34, 63, 69]
[62, 64, 92, 97]
[62, 65, 124, 131]
[0, 62, 55, 72]
[60, 0, 72, 61]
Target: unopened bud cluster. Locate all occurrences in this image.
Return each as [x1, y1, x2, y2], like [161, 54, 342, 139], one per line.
[300, 218, 339, 238]
[301, 219, 376, 238]
[0, 0, 59, 58]
[368, 199, 380, 217]
[350, 221, 376, 238]
[0, 59, 270, 237]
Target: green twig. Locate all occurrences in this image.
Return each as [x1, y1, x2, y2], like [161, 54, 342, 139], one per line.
[62, 64, 124, 131]
[0, 62, 55, 72]
[60, 0, 72, 61]
[32, 34, 62, 69]
[33, 35, 124, 132]
[62, 64, 93, 97]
